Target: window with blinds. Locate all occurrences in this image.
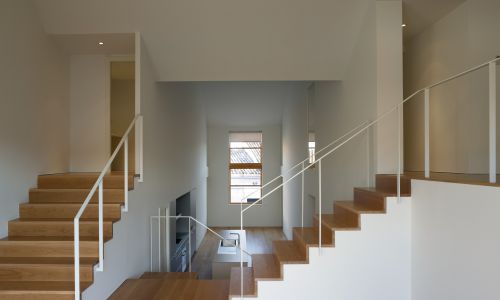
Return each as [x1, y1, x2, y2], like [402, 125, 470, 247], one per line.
[309, 132, 316, 164]
[229, 132, 262, 204]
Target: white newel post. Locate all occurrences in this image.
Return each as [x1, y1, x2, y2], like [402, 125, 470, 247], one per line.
[424, 88, 430, 178]
[489, 62, 497, 183]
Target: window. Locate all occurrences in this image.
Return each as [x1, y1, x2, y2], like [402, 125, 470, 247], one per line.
[308, 142, 316, 164]
[308, 132, 316, 164]
[229, 132, 262, 204]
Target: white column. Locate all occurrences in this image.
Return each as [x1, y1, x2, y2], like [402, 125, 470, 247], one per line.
[139, 116, 144, 182]
[188, 218, 192, 272]
[489, 62, 497, 183]
[424, 88, 430, 178]
[74, 220, 80, 300]
[397, 106, 401, 202]
[301, 161, 304, 228]
[124, 137, 129, 212]
[318, 160, 322, 254]
[97, 181, 104, 272]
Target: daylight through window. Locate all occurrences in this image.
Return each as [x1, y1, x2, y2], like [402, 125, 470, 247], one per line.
[229, 132, 262, 204]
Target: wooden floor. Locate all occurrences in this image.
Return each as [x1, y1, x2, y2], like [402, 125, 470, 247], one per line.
[404, 171, 500, 187]
[110, 279, 229, 300]
[190, 227, 286, 279]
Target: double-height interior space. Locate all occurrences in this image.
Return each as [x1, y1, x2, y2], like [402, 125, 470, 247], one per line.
[1, 0, 500, 299]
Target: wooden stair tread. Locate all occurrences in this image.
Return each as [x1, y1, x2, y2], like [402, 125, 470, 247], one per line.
[272, 241, 306, 264]
[9, 219, 114, 224]
[0, 281, 92, 292]
[13, 218, 118, 224]
[0, 239, 98, 259]
[1, 236, 107, 242]
[39, 172, 134, 178]
[293, 227, 333, 247]
[375, 174, 412, 194]
[353, 188, 388, 211]
[12, 218, 118, 222]
[19, 203, 122, 220]
[29, 188, 125, 204]
[376, 174, 411, 178]
[19, 203, 121, 207]
[354, 187, 410, 197]
[38, 172, 133, 178]
[314, 214, 360, 231]
[335, 201, 385, 213]
[0, 262, 94, 282]
[0, 257, 97, 265]
[140, 272, 198, 279]
[229, 267, 255, 296]
[8, 219, 114, 239]
[38, 173, 134, 190]
[29, 188, 125, 195]
[30, 188, 124, 191]
[251, 254, 281, 280]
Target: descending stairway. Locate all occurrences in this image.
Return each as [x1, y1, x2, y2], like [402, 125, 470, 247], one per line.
[0, 173, 134, 299]
[110, 174, 411, 300]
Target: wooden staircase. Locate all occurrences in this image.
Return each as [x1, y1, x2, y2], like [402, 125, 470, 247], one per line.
[110, 174, 411, 300]
[0, 173, 134, 299]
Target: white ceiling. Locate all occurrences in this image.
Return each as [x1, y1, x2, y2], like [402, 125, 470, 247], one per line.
[34, 0, 373, 82]
[51, 33, 135, 55]
[402, 0, 466, 40]
[34, 0, 465, 80]
[196, 82, 308, 126]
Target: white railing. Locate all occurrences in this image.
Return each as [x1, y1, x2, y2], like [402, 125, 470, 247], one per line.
[238, 57, 499, 298]
[73, 115, 143, 299]
[236, 120, 370, 223]
[149, 215, 252, 273]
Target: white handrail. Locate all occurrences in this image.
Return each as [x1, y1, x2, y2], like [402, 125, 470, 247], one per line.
[238, 56, 500, 298]
[74, 115, 142, 299]
[242, 56, 500, 214]
[235, 120, 370, 204]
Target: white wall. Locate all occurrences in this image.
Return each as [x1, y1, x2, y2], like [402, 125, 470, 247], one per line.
[207, 125, 283, 227]
[69, 55, 110, 171]
[375, 0, 403, 174]
[303, 85, 318, 225]
[403, 0, 500, 174]
[310, 2, 377, 214]
[282, 94, 308, 239]
[0, 0, 69, 237]
[306, 2, 402, 217]
[201, 83, 304, 228]
[235, 197, 411, 300]
[82, 40, 208, 299]
[411, 180, 500, 300]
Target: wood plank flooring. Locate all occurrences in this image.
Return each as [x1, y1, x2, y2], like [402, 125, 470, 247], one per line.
[190, 227, 286, 279]
[109, 278, 229, 300]
[404, 171, 500, 187]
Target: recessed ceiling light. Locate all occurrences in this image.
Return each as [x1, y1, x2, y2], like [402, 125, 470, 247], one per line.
[402, 24, 407, 27]
[98, 42, 104, 45]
